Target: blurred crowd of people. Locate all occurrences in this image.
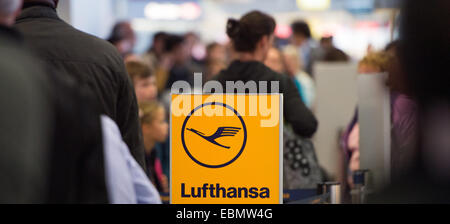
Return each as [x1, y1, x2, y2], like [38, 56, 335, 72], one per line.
[1, 0, 450, 203]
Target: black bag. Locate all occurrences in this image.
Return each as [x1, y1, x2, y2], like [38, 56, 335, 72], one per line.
[283, 126, 323, 189]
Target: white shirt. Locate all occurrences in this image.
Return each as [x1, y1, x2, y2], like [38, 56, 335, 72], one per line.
[101, 115, 162, 204]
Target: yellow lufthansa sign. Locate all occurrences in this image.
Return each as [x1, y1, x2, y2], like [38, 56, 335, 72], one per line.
[171, 94, 283, 204]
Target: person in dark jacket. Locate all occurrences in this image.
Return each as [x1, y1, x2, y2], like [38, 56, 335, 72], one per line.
[213, 11, 318, 138]
[0, 0, 50, 203]
[0, 0, 108, 203]
[14, 0, 146, 169]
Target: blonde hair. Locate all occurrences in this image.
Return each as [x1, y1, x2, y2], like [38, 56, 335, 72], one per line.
[139, 101, 163, 124]
[283, 45, 303, 68]
[282, 45, 299, 59]
[359, 51, 393, 73]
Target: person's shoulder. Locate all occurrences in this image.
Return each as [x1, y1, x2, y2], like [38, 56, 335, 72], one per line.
[297, 71, 314, 83]
[69, 27, 120, 57]
[42, 19, 122, 63]
[393, 94, 418, 114]
[210, 67, 229, 83]
[245, 61, 282, 81]
[263, 66, 287, 83]
[67, 28, 128, 73]
[18, 18, 123, 65]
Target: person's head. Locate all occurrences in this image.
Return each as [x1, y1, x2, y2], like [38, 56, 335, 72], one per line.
[22, 0, 58, 8]
[0, 0, 22, 26]
[226, 10, 276, 62]
[264, 47, 285, 74]
[358, 51, 391, 74]
[385, 40, 400, 55]
[206, 42, 226, 63]
[184, 32, 199, 55]
[164, 34, 187, 65]
[291, 20, 312, 46]
[322, 48, 350, 62]
[126, 61, 157, 103]
[107, 21, 136, 57]
[320, 36, 333, 49]
[139, 101, 168, 145]
[150, 31, 168, 56]
[282, 45, 302, 76]
[359, 50, 408, 94]
[380, 40, 409, 95]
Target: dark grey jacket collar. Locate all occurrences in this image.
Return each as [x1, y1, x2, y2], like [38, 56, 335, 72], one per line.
[16, 5, 60, 22]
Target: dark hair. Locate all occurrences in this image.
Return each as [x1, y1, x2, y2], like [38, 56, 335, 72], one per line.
[226, 11, 276, 52]
[320, 36, 333, 45]
[322, 48, 349, 62]
[206, 42, 220, 53]
[384, 40, 400, 52]
[147, 31, 168, 53]
[154, 32, 168, 42]
[23, 0, 59, 9]
[107, 21, 133, 44]
[164, 34, 184, 53]
[291, 20, 311, 38]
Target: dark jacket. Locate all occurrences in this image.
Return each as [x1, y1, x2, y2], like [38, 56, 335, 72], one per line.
[213, 60, 318, 138]
[0, 25, 50, 203]
[46, 68, 109, 203]
[15, 5, 146, 169]
[0, 25, 108, 203]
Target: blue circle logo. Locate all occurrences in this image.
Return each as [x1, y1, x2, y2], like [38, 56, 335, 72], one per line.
[181, 102, 247, 168]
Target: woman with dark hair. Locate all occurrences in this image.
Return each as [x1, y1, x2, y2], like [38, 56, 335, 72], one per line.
[213, 11, 318, 138]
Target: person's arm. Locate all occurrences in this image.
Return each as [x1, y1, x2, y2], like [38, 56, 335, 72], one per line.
[101, 115, 161, 204]
[283, 77, 318, 138]
[115, 68, 147, 170]
[127, 152, 162, 204]
[102, 115, 137, 204]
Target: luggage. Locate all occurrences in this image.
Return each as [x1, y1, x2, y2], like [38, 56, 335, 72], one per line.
[283, 126, 324, 189]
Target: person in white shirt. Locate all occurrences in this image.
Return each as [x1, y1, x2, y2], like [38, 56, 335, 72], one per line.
[101, 115, 161, 204]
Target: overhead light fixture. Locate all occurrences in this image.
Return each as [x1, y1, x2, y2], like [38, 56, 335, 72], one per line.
[144, 2, 202, 21]
[144, 2, 179, 20]
[296, 0, 331, 11]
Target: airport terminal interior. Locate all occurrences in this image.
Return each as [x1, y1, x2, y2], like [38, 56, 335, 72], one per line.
[1, 0, 450, 204]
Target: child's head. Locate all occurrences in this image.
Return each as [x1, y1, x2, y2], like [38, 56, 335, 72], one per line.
[358, 51, 391, 74]
[264, 47, 285, 74]
[139, 101, 168, 144]
[126, 61, 157, 103]
[282, 45, 302, 76]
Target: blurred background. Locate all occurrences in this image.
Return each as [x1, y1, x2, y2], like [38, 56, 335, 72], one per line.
[5, 0, 450, 204]
[57, 0, 400, 60]
[54, 0, 401, 185]
[52, 0, 408, 202]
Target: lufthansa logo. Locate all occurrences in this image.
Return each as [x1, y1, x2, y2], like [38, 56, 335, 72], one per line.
[181, 102, 247, 168]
